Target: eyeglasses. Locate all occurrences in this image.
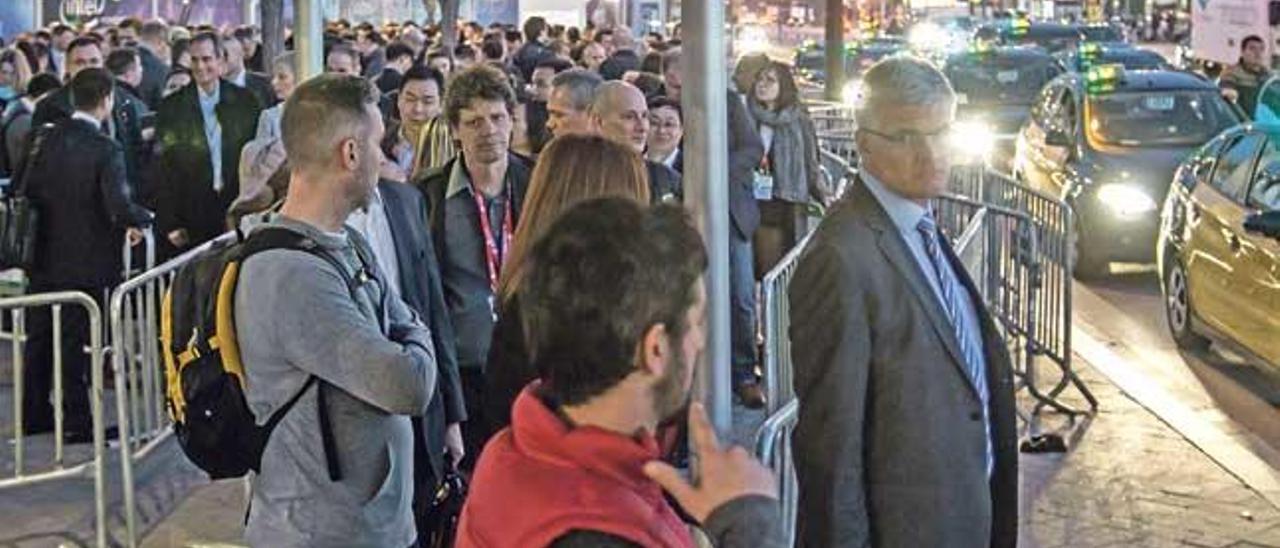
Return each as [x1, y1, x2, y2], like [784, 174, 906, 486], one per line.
[860, 124, 953, 149]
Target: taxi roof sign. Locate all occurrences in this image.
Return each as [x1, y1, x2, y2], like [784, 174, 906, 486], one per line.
[1086, 63, 1125, 94]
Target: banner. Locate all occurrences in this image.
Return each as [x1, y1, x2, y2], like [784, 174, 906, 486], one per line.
[0, 2, 37, 40]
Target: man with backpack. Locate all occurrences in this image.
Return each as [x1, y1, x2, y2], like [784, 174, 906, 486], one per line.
[235, 74, 438, 547]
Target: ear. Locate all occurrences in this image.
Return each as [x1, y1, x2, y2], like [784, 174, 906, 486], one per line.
[339, 137, 360, 171]
[636, 323, 670, 379]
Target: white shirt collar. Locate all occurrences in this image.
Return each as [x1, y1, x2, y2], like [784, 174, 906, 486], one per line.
[71, 111, 100, 127]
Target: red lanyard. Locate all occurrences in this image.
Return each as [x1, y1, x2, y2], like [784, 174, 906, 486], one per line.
[472, 184, 513, 292]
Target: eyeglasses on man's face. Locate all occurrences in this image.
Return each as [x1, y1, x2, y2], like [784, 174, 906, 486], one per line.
[860, 123, 953, 149]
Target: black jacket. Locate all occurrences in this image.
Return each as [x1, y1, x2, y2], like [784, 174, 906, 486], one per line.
[239, 71, 277, 109]
[645, 159, 683, 203]
[414, 152, 533, 269]
[376, 68, 404, 95]
[512, 41, 553, 81]
[376, 180, 467, 491]
[32, 83, 148, 194]
[19, 117, 153, 287]
[154, 80, 262, 248]
[727, 90, 765, 238]
[137, 47, 168, 109]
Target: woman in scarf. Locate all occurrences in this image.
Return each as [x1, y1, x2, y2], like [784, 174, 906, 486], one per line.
[748, 61, 826, 277]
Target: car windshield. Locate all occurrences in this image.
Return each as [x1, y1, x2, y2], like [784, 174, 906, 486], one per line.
[945, 57, 1058, 105]
[1007, 27, 1081, 52]
[1080, 26, 1123, 42]
[1086, 90, 1240, 147]
[1099, 51, 1166, 70]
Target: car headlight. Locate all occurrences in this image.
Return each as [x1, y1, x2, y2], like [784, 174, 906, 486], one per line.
[1097, 183, 1157, 216]
[842, 80, 860, 105]
[909, 23, 947, 51]
[950, 120, 994, 158]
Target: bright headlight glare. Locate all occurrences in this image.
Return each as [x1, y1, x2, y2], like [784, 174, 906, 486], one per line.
[842, 80, 861, 105]
[909, 23, 946, 50]
[950, 121, 994, 157]
[1097, 183, 1156, 216]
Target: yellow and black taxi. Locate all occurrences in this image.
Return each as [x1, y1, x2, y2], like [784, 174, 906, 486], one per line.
[974, 19, 1086, 54]
[1157, 124, 1280, 366]
[941, 43, 1063, 170]
[792, 36, 907, 87]
[1056, 42, 1170, 74]
[1013, 64, 1243, 277]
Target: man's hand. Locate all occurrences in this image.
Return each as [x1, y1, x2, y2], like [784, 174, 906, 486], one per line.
[167, 229, 189, 248]
[1222, 87, 1240, 103]
[126, 227, 146, 247]
[643, 403, 777, 524]
[445, 423, 465, 467]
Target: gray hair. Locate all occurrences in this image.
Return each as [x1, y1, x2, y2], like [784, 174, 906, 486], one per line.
[551, 68, 604, 112]
[589, 80, 642, 116]
[853, 56, 955, 130]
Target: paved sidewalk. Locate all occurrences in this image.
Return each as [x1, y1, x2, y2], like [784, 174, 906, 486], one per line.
[127, 353, 1280, 547]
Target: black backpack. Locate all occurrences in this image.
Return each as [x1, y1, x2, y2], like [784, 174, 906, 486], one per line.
[161, 226, 372, 480]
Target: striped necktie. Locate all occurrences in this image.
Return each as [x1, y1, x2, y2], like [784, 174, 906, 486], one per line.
[917, 213, 993, 475]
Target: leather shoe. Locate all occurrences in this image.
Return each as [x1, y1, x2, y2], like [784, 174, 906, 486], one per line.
[734, 382, 767, 409]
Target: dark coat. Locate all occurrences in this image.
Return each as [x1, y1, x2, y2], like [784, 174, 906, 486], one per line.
[788, 179, 1019, 548]
[19, 117, 153, 288]
[32, 83, 148, 193]
[512, 41, 553, 81]
[154, 80, 262, 248]
[137, 46, 168, 109]
[727, 89, 764, 238]
[645, 159, 683, 203]
[376, 68, 404, 95]
[239, 71, 276, 109]
[480, 294, 526, 441]
[375, 180, 467, 492]
[414, 152, 533, 269]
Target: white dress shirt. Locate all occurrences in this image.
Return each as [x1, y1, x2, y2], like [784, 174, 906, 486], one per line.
[345, 188, 402, 296]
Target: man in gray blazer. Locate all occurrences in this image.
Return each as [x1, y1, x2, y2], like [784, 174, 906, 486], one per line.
[788, 57, 1019, 547]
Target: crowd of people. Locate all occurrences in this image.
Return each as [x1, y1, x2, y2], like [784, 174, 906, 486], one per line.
[0, 12, 1019, 548]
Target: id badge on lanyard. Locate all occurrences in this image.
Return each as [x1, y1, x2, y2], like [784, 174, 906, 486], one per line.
[473, 184, 512, 322]
[754, 156, 774, 200]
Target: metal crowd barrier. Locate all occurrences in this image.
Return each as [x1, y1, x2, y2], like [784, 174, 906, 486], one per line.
[0, 291, 108, 548]
[753, 398, 799, 546]
[111, 232, 234, 547]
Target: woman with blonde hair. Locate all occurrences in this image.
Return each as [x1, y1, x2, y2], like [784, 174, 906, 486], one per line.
[480, 133, 650, 442]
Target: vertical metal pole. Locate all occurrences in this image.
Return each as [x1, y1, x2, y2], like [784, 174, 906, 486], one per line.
[151, 0, 159, 20]
[11, 309, 23, 477]
[294, 0, 324, 80]
[683, 0, 732, 433]
[33, 0, 43, 28]
[825, 0, 845, 102]
[243, 0, 258, 26]
[52, 304, 63, 466]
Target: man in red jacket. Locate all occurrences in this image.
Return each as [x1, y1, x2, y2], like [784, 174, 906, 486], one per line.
[459, 199, 782, 547]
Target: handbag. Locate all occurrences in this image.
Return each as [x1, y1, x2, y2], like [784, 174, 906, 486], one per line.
[0, 127, 48, 271]
[421, 459, 468, 548]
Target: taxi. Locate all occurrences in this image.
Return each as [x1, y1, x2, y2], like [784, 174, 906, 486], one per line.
[1013, 64, 1243, 277]
[974, 19, 1085, 54]
[1157, 124, 1280, 368]
[1056, 42, 1170, 73]
[792, 36, 906, 86]
[942, 43, 1063, 170]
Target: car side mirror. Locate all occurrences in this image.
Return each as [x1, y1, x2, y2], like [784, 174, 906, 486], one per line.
[1045, 128, 1071, 147]
[1243, 210, 1280, 238]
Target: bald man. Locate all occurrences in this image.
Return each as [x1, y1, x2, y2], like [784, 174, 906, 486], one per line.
[590, 81, 681, 203]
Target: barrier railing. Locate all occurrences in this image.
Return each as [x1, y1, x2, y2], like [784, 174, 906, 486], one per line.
[752, 398, 799, 546]
[110, 232, 234, 547]
[0, 291, 108, 548]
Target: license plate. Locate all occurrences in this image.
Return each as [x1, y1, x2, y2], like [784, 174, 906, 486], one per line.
[996, 70, 1019, 84]
[1143, 95, 1175, 110]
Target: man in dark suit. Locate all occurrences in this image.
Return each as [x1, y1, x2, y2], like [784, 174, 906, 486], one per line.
[155, 32, 262, 251]
[33, 37, 148, 195]
[136, 21, 171, 109]
[414, 65, 531, 469]
[375, 42, 415, 95]
[589, 80, 681, 202]
[662, 49, 768, 407]
[788, 57, 1018, 548]
[17, 68, 153, 442]
[220, 36, 274, 108]
[345, 179, 467, 541]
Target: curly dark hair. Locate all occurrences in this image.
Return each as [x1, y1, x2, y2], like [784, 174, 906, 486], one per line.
[443, 64, 516, 128]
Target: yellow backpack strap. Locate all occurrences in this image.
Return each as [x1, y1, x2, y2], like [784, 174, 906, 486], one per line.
[160, 288, 186, 423]
[216, 260, 246, 387]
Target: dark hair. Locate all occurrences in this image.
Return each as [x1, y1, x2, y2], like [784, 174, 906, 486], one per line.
[481, 35, 505, 60]
[105, 47, 140, 77]
[69, 67, 114, 111]
[232, 26, 256, 42]
[1243, 35, 1265, 51]
[648, 96, 682, 120]
[401, 64, 445, 94]
[444, 64, 516, 127]
[549, 24, 565, 40]
[632, 72, 665, 99]
[118, 17, 143, 33]
[640, 51, 664, 75]
[282, 74, 380, 172]
[385, 42, 414, 64]
[523, 16, 548, 42]
[170, 37, 191, 66]
[520, 198, 707, 406]
[190, 31, 222, 53]
[454, 44, 477, 60]
[67, 36, 101, 58]
[594, 29, 614, 43]
[17, 42, 41, 75]
[504, 30, 523, 44]
[566, 27, 581, 44]
[755, 61, 800, 111]
[51, 24, 74, 37]
[26, 73, 61, 98]
[534, 57, 574, 74]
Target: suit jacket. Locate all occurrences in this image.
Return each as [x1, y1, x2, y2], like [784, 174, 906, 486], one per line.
[788, 178, 1018, 548]
[376, 68, 404, 95]
[240, 71, 277, 109]
[727, 89, 764, 239]
[645, 159, 683, 203]
[19, 118, 153, 288]
[32, 83, 147, 192]
[154, 80, 262, 248]
[137, 47, 168, 109]
[376, 180, 467, 489]
[414, 152, 533, 269]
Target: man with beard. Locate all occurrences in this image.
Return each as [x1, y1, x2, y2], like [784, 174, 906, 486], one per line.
[236, 74, 438, 548]
[458, 198, 783, 548]
[416, 65, 532, 470]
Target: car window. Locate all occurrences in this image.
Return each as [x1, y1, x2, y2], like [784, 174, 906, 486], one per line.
[1256, 78, 1280, 123]
[1211, 133, 1264, 202]
[1032, 85, 1062, 126]
[1053, 89, 1077, 134]
[1248, 139, 1280, 210]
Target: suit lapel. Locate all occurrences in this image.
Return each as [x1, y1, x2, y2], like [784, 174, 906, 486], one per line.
[852, 180, 980, 399]
[378, 183, 421, 302]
